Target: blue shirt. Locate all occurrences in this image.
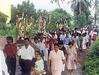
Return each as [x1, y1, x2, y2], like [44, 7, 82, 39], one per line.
[63, 37, 71, 45]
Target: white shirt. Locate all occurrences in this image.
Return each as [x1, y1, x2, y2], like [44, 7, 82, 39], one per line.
[39, 39, 46, 51]
[49, 50, 65, 71]
[77, 30, 81, 34]
[89, 30, 93, 36]
[31, 40, 40, 51]
[60, 34, 66, 41]
[85, 34, 89, 42]
[0, 50, 9, 75]
[54, 34, 58, 39]
[89, 31, 97, 38]
[93, 31, 97, 35]
[35, 59, 44, 72]
[17, 45, 35, 60]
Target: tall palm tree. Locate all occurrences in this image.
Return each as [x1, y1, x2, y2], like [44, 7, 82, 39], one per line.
[70, 0, 92, 15]
[51, 0, 65, 8]
[70, 0, 92, 26]
[94, 0, 99, 25]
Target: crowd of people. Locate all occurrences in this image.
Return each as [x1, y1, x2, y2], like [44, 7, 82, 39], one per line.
[0, 25, 98, 75]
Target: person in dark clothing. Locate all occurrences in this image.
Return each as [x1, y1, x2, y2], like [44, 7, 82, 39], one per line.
[4, 36, 17, 75]
[58, 40, 67, 60]
[78, 33, 83, 51]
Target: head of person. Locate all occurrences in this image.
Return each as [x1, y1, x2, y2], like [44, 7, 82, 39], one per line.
[68, 41, 73, 48]
[35, 51, 42, 60]
[51, 32, 55, 38]
[63, 31, 66, 34]
[39, 33, 44, 39]
[54, 43, 59, 52]
[83, 33, 86, 37]
[54, 39, 58, 43]
[34, 37, 39, 43]
[18, 37, 22, 40]
[78, 33, 81, 37]
[58, 40, 64, 48]
[73, 34, 76, 38]
[66, 34, 69, 38]
[71, 40, 75, 45]
[6, 36, 13, 44]
[24, 38, 30, 46]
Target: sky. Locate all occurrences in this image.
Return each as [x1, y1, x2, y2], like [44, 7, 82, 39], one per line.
[11, 0, 73, 15]
[11, 0, 95, 16]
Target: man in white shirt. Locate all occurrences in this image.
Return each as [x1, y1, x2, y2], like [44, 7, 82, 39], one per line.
[59, 32, 66, 41]
[0, 49, 9, 75]
[39, 33, 48, 61]
[17, 38, 35, 75]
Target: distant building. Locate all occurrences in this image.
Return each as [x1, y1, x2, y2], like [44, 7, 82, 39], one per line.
[0, 0, 11, 23]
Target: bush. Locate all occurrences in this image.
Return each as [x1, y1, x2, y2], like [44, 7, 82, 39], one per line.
[84, 39, 99, 75]
[0, 23, 16, 38]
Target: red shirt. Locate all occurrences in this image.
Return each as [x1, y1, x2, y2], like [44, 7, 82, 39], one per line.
[4, 43, 17, 57]
[92, 34, 96, 41]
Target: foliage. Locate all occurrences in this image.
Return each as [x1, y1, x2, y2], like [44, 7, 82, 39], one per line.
[0, 13, 7, 23]
[51, 0, 65, 8]
[0, 23, 16, 38]
[10, 0, 36, 24]
[28, 23, 38, 37]
[94, 0, 99, 25]
[70, 0, 92, 27]
[0, 0, 94, 37]
[0, 4, 18, 38]
[36, 9, 50, 26]
[10, 5, 17, 24]
[0, 8, 16, 37]
[49, 8, 72, 31]
[84, 39, 99, 75]
[73, 13, 92, 27]
[17, 0, 36, 19]
[70, 0, 92, 15]
[47, 23, 56, 32]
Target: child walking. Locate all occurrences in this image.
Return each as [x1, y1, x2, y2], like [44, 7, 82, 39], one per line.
[31, 51, 46, 75]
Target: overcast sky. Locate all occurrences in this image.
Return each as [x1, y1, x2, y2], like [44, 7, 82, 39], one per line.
[11, 0, 95, 16]
[11, 0, 73, 15]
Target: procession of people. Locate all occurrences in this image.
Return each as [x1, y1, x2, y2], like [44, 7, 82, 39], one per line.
[0, 25, 98, 75]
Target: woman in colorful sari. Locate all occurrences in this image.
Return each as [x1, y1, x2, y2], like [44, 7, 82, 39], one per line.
[66, 42, 77, 75]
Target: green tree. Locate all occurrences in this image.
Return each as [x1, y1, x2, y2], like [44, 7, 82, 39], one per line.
[10, 5, 17, 24]
[84, 39, 99, 75]
[51, 0, 65, 8]
[0, 13, 7, 36]
[94, 0, 99, 25]
[0, 13, 7, 23]
[70, 0, 92, 27]
[48, 8, 71, 31]
[15, 0, 37, 37]
[51, 0, 92, 27]
[17, 0, 36, 19]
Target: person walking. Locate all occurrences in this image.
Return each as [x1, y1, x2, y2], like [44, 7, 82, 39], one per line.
[31, 51, 45, 75]
[48, 43, 66, 75]
[4, 36, 17, 75]
[0, 49, 9, 75]
[66, 42, 77, 75]
[17, 38, 35, 75]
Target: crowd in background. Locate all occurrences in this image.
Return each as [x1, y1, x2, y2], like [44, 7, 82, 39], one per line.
[0, 25, 99, 75]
